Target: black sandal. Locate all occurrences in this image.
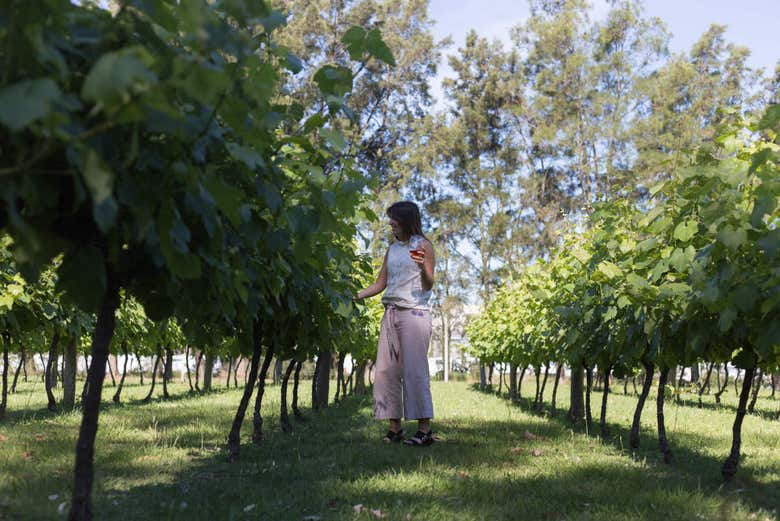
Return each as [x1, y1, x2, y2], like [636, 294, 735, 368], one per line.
[403, 430, 434, 447]
[383, 429, 404, 443]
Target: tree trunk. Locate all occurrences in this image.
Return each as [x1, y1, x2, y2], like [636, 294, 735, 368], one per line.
[112, 341, 129, 404]
[45, 332, 60, 412]
[715, 363, 729, 404]
[632, 376, 638, 396]
[734, 369, 742, 396]
[252, 344, 275, 444]
[0, 333, 9, 420]
[142, 353, 161, 403]
[202, 353, 214, 392]
[656, 366, 673, 463]
[747, 369, 762, 414]
[226, 356, 233, 389]
[233, 356, 240, 388]
[280, 359, 296, 433]
[488, 363, 494, 388]
[479, 362, 486, 390]
[11, 345, 24, 393]
[227, 324, 262, 462]
[292, 360, 305, 419]
[497, 364, 504, 395]
[630, 362, 654, 449]
[550, 364, 563, 415]
[63, 338, 77, 410]
[68, 274, 119, 521]
[698, 362, 715, 407]
[585, 365, 594, 432]
[312, 350, 331, 410]
[722, 365, 757, 479]
[185, 345, 193, 392]
[623, 378, 628, 396]
[599, 365, 612, 439]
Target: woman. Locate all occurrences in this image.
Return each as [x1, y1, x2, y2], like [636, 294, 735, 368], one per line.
[355, 201, 436, 446]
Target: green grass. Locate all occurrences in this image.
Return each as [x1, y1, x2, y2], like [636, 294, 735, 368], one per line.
[0, 375, 778, 521]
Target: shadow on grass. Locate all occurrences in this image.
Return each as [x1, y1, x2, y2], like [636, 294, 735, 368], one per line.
[469, 383, 779, 516]
[4, 385, 778, 520]
[0, 384, 240, 424]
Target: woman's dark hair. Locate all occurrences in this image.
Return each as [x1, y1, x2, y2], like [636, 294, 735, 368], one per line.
[387, 201, 425, 239]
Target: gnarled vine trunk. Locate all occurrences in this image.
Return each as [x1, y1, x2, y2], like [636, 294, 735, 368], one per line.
[630, 362, 654, 449]
[714, 363, 729, 404]
[747, 369, 762, 414]
[292, 360, 305, 419]
[334, 353, 344, 403]
[569, 364, 584, 424]
[62, 338, 77, 410]
[185, 345, 193, 392]
[112, 341, 129, 404]
[45, 332, 60, 412]
[537, 362, 550, 410]
[698, 362, 715, 407]
[585, 365, 594, 432]
[251, 344, 275, 444]
[161, 345, 171, 400]
[11, 345, 24, 394]
[599, 365, 612, 439]
[312, 350, 331, 410]
[0, 333, 9, 420]
[353, 360, 367, 396]
[508, 363, 518, 402]
[141, 351, 161, 403]
[227, 325, 263, 462]
[722, 365, 757, 479]
[68, 273, 119, 521]
[656, 366, 672, 463]
[280, 359, 296, 433]
[550, 364, 563, 415]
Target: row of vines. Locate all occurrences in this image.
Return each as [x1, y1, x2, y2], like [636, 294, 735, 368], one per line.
[0, 1, 390, 520]
[467, 108, 780, 479]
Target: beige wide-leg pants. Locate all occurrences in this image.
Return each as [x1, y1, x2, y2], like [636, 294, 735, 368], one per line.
[373, 305, 434, 420]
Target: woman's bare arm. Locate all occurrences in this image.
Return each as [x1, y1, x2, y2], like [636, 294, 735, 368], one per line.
[355, 251, 388, 300]
[414, 239, 435, 291]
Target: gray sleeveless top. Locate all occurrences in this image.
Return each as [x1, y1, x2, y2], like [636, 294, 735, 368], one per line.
[382, 239, 432, 310]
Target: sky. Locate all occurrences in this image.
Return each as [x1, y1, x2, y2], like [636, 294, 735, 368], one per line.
[427, 0, 780, 106]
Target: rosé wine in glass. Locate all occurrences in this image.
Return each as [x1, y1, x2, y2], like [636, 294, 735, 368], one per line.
[409, 235, 425, 262]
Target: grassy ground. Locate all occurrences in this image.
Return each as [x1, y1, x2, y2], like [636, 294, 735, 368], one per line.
[0, 374, 778, 521]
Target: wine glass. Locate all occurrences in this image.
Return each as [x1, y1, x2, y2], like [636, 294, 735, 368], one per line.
[409, 235, 425, 263]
